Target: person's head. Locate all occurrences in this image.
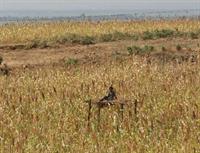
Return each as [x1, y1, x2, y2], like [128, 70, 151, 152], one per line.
[109, 86, 114, 91]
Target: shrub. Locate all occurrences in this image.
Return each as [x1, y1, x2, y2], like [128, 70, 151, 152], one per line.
[99, 34, 113, 42]
[142, 29, 175, 40]
[176, 44, 182, 51]
[142, 31, 154, 40]
[131, 35, 139, 41]
[97, 32, 138, 42]
[161, 46, 166, 51]
[189, 32, 198, 39]
[55, 34, 78, 44]
[153, 29, 174, 38]
[26, 40, 39, 49]
[24, 39, 49, 50]
[127, 46, 142, 55]
[39, 40, 49, 49]
[65, 58, 79, 65]
[143, 45, 154, 52]
[127, 47, 134, 55]
[56, 34, 95, 45]
[63, 34, 80, 44]
[127, 45, 154, 56]
[80, 36, 95, 45]
[112, 31, 132, 40]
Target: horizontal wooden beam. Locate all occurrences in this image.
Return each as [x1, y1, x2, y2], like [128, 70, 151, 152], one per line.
[85, 99, 135, 108]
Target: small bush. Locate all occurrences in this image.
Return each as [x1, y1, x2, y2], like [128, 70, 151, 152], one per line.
[24, 39, 49, 50]
[39, 40, 49, 49]
[112, 31, 132, 40]
[142, 29, 175, 40]
[56, 34, 95, 45]
[143, 45, 154, 52]
[65, 58, 79, 65]
[99, 34, 113, 42]
[189, 32, 198, 39]
[25, 41, 38, 50]
[142, 31, 154, 40]
[176, 44, 182, 51]
[30, 41, 39, 48]
[99, 32, 133, 42]
[60, 34, 76, 44]
[161, 46, 166, 51]
[80, 36, 95, 45]
[55, 34, 75, 44]
[127, 45, 154, 56]
[127, 47, 134, 55]
[56, 35, 68, 44]
[127, 46, 142, 55]
[154, 29, 174, 39]
[131, 35, 139, 41]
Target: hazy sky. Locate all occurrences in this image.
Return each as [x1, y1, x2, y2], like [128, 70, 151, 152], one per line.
[0, 0, 200, 11]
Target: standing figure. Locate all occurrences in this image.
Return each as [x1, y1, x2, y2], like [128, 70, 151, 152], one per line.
[100, 86, 117, 102]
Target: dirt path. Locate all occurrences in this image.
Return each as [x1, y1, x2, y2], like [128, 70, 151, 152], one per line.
[0, 38, 199, 68]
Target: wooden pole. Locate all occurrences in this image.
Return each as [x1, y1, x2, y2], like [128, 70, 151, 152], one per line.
[117, 102, 125, 132]
[120, 103, 125, 122]
[134, 100, 138, 122]
[87, 100, 92, 129]
[97, 105, 101, 132]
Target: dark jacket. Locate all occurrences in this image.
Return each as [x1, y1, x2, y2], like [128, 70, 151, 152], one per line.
[100, 87, 117, 101]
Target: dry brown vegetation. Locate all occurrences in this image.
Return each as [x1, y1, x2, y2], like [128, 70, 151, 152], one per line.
[0, 20, 200, 153]
[1, 57, 200, 153]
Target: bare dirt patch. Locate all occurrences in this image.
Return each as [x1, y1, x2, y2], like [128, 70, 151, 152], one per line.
[0, 38, 199, 68]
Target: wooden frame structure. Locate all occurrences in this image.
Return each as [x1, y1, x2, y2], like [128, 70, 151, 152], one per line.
[86, 99, 138, 131]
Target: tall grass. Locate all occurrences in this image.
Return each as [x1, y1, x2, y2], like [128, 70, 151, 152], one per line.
[0, 19, 200, 45]
[0, 57, 199, 152]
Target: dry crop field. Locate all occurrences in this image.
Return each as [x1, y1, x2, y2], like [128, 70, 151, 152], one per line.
[0, 19, 200, 45]
[0, 19, 200, 153]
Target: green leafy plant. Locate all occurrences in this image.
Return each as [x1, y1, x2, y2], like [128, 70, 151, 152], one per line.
[142, 31, 154, 40]
[65, 58, 79, 65]
[127, 45, 155, 56]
